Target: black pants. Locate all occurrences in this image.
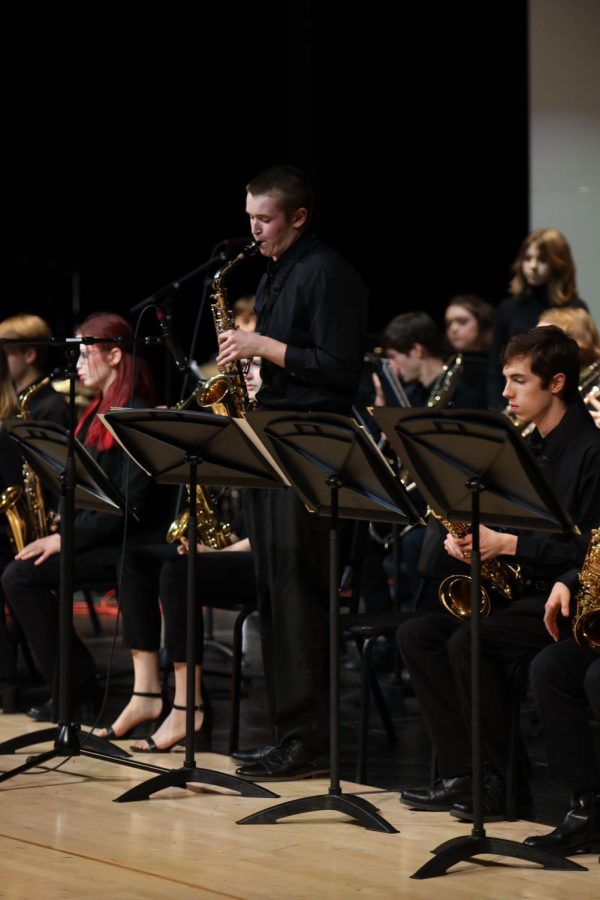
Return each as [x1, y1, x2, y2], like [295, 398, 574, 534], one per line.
[1, 548, 117, 702]
[397, 594, 571, 794]
[244, 488, 333, 754]
[530, 640, 600, 795]
[120, 543, 255, 664]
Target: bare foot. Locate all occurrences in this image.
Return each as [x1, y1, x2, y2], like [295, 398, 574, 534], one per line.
[132, 706, 204, 752]
[97, 692, 163, 739]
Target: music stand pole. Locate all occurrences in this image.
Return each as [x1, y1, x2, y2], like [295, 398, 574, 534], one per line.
[236, 410, 422, 832]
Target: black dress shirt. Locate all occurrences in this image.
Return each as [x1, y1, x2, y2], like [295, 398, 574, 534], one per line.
[515, 399, 600, 578]
[254, 233, 368, 414]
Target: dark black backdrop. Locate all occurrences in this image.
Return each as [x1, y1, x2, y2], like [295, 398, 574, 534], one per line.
[6, 1, 527, 387]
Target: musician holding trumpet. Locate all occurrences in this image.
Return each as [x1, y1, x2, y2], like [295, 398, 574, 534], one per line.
[397, 325, 600, 822]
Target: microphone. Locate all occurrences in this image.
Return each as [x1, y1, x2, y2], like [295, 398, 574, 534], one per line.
[156, 307, 190, 375]
[215, 236, 254, 250]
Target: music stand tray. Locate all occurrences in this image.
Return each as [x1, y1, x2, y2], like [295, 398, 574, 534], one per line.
[233, 410, 421, 833]
[374, 408, 586, 876]
[101, 407, 287, 802]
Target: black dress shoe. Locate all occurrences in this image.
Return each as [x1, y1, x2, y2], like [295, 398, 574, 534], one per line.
[236, 739, 329, 781]
[524, 793, 600, 855]
[400, 775, 472, 811]
[450, 771, 534, 822]
[27, 699, 54, 722]
[26, 685, 102, 726]
[231, 744, 276, 763]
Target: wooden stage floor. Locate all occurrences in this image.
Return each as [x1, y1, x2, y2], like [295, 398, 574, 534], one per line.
[0, 716, 598, 899]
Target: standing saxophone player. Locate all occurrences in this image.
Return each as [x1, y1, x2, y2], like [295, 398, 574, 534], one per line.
[217, 164, 367, 780]
[523, 555, 600, 855]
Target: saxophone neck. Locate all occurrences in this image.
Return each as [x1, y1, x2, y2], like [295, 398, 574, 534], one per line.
[17, 376, 51, 419]
[211, 241, 260, 293]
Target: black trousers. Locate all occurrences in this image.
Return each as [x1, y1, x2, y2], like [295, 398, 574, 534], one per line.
[1, 548, 117, 701]
[244, 488, 333, 754]
[397, 594, 572, 793]
[120, 543, 255, 664]
[530, 640, 600, 795]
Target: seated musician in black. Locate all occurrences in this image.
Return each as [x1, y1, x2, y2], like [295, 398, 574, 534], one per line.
[0, 314, 69, 427]
[1, 313, 163, 722]
[524, 567, 600, 854]
[397, 325, 600, 821]
[372, 310, 486, 610]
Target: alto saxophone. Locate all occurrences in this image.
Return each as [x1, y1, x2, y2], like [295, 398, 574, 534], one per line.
[0, 377, 53, 552]
[572, 529, 600, 652]
[429, 508, 522, 620]
[166, 241, 259, 548]
[178, 240, 259, 416]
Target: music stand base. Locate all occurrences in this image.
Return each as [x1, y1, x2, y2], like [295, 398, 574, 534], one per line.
[114, 766, 279, 802]
[0, 724, 130, 760]
[237, 791, 398, 833]
[411, 835, 587, 878]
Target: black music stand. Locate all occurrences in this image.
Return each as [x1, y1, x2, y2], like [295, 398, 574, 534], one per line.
[235, 411, 421, 833]
[374, 408, 586, 876]
[100, 407, 286, 802]
[0, 420, 172, 781]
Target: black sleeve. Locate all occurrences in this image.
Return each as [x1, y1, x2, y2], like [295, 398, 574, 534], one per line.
[284, 262, 367, 390]
[516, 442, 600, 577]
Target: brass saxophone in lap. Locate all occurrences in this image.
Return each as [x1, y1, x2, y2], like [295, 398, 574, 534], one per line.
[0, 378, 53, 552]
[572, 529, 600, 652]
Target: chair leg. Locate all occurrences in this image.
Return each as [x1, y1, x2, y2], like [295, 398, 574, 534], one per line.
[228, 606, 253, 755]
[82, 589, 102, 636]
[356, 633, 397, 784]
[506, 662, 528, 820]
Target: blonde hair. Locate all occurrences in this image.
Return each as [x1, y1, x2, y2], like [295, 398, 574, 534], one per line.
[0, 314, 53, 369]
[510, 228, 578, 306]
[538, 307, 600, 366]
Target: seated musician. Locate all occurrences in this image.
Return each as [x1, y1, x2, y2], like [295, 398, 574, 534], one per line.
[1, 313, 164, 722]
[373, 311, 485, 610]
[524, 558, 600, 855]
[97, 358, 262, 752]
[396, 325, 600, 821]
[0, 314, 69, 426]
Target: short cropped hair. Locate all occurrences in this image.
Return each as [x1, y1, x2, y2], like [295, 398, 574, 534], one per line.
[0, 314, 53, 369]
[246, 164, 315, 226]
[501, 325, 580, 404]
[381, 311, 443, 359]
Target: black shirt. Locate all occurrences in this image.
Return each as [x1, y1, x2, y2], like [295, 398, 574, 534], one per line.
[516, 399, 600, 578]
[25, 381, 70, 428]
[72, 395, 165, 553]
[254, 233, 368, 414]
[488, 291, 588, 410]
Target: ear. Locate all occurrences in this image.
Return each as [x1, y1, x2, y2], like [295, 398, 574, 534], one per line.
[24, 347, 37, 366]
[107, 346, 123, 368]
[411, 343, 425, 359]
[292, 207, 308, 230]
[550, 372, 566, 396]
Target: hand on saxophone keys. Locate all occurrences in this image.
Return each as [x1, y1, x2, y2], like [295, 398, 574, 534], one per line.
[444, 525, 518, 563]
[217, 329, 262, 366]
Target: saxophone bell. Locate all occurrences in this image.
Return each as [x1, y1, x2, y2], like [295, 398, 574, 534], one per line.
[572, 529, 600, 652]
